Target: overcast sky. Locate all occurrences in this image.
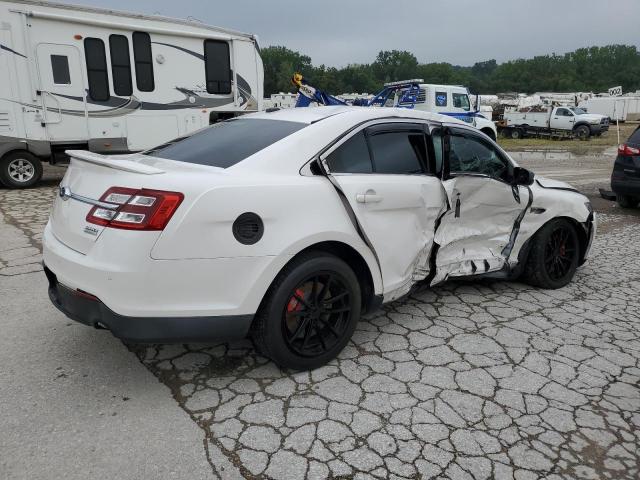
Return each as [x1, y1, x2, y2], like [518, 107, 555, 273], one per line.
[56, 0, 640, 67]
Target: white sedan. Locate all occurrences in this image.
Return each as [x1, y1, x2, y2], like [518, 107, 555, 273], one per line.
[43, 107, 595, 370]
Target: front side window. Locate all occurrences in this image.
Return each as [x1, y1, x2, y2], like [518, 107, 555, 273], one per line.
[132, 32, 154, 92]
[435, 91, 448, 107]
[368, 130, 426, 174]
[145, 118, 306, 168]
[449, 134, 510, 181]
[84, 38, 110, 101]
[452, 93, 470, 111]
[51, 55, 70, 85]
[109, 35, 133, 96]
[556, 108, 572, 117]
[204, 40, 232, 94]
[326, 131, 373, 174]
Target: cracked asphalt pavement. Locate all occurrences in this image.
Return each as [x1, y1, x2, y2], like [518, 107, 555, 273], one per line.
[1, 158, 639, 480]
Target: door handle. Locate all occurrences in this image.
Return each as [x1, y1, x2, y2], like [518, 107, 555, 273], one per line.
[356, 189, 383, 204]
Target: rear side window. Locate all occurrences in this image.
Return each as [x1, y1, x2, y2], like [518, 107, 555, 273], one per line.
[628, 127, 640, 145]
[368, 131, 426, 174]
[326, 131, 373, 173]
[204, 40, 232, 94]
[84, 38, 110, 101]
[132, 32, 154, 92]
[435, 91, 448, 107]
[146, 118, 306, 168]
[109, 35, 133, 96]
[51, 55, 70, 84]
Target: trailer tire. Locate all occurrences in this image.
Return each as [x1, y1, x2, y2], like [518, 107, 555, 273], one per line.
[574, 125, 590, 140]
[511, 129, 523, 139]
[0, 151, 43, 189]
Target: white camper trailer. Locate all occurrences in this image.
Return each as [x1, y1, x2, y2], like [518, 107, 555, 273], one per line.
[0, 0, 264, 188]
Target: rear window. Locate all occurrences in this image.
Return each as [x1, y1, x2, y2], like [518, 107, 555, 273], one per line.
[145, 118, 306, 168]
[628, 127, 640, 145]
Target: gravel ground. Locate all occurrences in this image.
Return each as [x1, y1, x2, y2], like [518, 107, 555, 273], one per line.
[1, 161, 639, 480]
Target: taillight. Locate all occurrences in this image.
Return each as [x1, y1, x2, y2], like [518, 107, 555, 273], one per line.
[86, 187, 184, 231]
[618, 144, 640, 156]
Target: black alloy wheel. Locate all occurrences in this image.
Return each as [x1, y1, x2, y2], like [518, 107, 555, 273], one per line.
[252, 252, 361, 370]
[543, 225, 577, 281]
[282, 273, 352, 357]
[523, 218, 580, 289]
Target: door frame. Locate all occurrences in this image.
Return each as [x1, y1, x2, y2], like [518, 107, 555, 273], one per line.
[318, 118, 448, 299]
[435, 124, 530, 283]
[35, 42, 89, 140]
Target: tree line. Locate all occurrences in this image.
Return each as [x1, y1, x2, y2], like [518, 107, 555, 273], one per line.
[261, 44, 640, 96]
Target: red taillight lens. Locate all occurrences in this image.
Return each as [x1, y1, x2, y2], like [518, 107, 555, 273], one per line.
[618, 144, 640, 156]
[86, 187, 184, 231]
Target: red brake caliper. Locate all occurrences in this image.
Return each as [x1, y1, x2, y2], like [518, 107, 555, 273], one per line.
[287, 288, 306, 313]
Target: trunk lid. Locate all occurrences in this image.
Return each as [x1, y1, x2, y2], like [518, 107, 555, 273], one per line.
[50, 151, 168, 255]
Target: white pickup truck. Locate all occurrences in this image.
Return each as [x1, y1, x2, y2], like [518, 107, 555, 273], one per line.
[500, 106, 609, 139]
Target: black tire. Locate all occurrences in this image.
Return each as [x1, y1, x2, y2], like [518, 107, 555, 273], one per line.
[574, 124, 590, 140]
[523, 218, 580, 289]
[482, 129, 496, 141]
[617, 194, 639, 209]
[252, 252, 361, 370]
[0, 151, 43, 189]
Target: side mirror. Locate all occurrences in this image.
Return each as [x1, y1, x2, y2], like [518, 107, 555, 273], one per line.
[512, 166, 535, 186]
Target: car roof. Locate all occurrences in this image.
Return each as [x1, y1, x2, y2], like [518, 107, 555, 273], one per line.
[247, 106, 461, 126]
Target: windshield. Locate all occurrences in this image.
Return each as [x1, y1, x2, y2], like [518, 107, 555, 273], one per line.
[145, 118, 307, 168]
[570, 107, 587, 115]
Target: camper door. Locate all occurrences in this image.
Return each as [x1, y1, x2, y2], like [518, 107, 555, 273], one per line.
[36, 44, 89, 141]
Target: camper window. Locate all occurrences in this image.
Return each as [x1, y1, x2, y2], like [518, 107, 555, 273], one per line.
[133, 32, 155, 92]
[204, 40, 231, 95]
[109, 35, 133, 96]
[84, 38, 110, 101]
[50, 55, 71, 85]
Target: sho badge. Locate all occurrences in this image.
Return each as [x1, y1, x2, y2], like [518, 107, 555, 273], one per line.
[83, 225, 99, 237]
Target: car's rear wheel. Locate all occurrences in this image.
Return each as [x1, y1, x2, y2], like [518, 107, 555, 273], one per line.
[252, 252, 361, 370]
[523, 218, 579, 289]
[617, 194, 639, 209]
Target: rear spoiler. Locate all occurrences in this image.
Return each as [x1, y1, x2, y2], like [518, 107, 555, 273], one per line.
[66, 150, 165, 175]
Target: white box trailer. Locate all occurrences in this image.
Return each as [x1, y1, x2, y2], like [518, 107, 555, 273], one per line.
[0, 0, 263, 188]
[579, 96, 640, 122]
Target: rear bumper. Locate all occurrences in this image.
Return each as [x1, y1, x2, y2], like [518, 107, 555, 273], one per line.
[612, 177, 640, 196]
[45, 265, 253, 343]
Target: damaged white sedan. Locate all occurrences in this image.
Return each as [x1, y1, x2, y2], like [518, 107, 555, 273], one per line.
[43, 107, 595, 370]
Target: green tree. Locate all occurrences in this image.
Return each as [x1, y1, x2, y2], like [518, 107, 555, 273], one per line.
[261, 44, 640, 97]
[261, 46, 313, 96]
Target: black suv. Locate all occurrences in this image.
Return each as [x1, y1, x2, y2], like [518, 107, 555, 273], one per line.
[612, 126, 640, 208]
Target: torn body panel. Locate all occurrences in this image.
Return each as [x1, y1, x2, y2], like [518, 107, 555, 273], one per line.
[330, 174, 447, 302]
[431, 175, 530, 285]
